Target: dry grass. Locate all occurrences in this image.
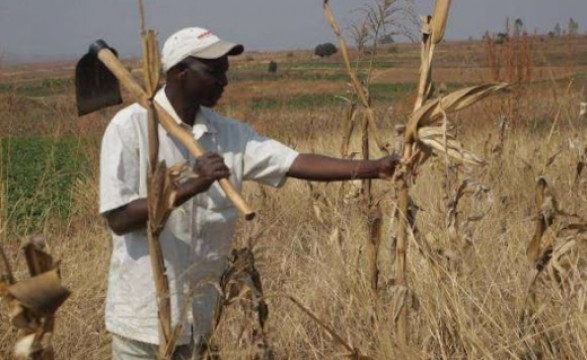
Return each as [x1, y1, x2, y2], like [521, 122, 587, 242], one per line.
[1, 35, 587, 359]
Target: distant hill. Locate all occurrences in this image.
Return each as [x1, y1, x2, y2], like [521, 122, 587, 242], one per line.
[1, 51, 81, 65]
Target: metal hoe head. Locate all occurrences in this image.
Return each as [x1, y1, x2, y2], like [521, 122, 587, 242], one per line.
[75, 40, 122, 116]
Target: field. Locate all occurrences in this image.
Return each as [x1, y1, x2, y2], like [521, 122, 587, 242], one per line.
[1, 32, 587, 359]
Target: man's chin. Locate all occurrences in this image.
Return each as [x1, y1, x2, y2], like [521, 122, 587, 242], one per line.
[201, 97, 221, 108]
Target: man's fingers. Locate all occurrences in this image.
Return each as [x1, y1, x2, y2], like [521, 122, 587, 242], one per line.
[193, 152, 230, 181]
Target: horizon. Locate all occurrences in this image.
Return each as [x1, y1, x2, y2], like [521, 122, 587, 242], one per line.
[0, 0, 585, 65]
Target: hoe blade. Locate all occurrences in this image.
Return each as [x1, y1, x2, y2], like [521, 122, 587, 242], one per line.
[75, 42, 122, 116]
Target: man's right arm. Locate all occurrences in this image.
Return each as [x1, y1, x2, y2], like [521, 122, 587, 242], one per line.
[104, 152, 230, 235]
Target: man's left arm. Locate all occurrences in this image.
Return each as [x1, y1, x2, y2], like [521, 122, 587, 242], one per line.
[287, 153, 399, 182]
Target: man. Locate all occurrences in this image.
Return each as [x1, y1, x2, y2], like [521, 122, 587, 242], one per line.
[100, 27, 398, 359]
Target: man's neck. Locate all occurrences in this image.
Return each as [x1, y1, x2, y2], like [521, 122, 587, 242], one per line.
[164, 85, 199, 127]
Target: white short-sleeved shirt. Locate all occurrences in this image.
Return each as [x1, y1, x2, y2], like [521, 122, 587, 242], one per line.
[99, 87, 299, 345]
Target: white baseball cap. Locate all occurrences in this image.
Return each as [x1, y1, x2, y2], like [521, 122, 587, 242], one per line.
[161, 27, 244, 72]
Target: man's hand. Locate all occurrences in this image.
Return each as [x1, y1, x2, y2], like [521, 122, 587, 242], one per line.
[377, 153, 401, 180]
[192, 152, 231, 192]
[104, 152, 230, 236]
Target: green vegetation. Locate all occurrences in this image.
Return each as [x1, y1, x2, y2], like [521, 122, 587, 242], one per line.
[0, 78, 73, 97]
[1, 136, 95, 230]
[249, 83, 420, 111]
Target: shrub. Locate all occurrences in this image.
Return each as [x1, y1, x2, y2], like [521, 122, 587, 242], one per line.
[268, 61, 278, 74]
[314, 43, 338, 58]
[387, 46, 399, 54]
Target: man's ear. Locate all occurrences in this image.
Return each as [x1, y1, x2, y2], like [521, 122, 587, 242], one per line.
[166, 63, 188, 82]
[175, 67, 188, 81]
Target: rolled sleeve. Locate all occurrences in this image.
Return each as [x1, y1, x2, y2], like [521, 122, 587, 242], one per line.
[99, 115, 141, 214]
[242, 127, 298, 188]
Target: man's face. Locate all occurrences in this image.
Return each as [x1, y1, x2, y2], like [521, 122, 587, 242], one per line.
[180, 56, 229, 107]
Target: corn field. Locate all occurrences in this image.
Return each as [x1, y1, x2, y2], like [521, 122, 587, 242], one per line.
[1, 2, 587, 359]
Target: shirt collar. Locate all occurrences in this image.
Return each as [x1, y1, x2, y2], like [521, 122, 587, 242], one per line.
[154, 86, 217, 140]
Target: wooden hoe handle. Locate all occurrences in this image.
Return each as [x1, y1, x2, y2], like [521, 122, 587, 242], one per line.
[97, 48, 256, 220]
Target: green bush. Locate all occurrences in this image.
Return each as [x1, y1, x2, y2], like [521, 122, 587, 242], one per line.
[268, 61, 278, 73]
[314, 43, 338, 58]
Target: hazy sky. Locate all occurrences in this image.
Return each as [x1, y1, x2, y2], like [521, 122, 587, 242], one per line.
[0, 0, 585, 62]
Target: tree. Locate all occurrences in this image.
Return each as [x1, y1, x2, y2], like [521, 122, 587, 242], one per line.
[268, 61, 278, 73]
[514, 18, 524, 37]
[554, 23, 562, 37]
[314, 43, 338, 58]
[496, 32, 509, 44]
[348, 0, 418, 54]
[568, 18, 579, 36]
[379, 33, 395, 45]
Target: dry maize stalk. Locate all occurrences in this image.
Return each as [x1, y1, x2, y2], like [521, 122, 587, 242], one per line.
[323, 0, 390, 155]
[393, 0, 507, 349]
[136, 2, 179, 356]
[323, 0, 388, 295]
[210, 248, 273, 360]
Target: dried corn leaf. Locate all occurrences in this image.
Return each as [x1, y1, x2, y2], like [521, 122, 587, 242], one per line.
[148, 162, 191, 235]
[215, 248, 268, 329]
[445, 179, 474, 240]
[4, 240, 69, 360]
[419, 126, 486, 166]
[431, 0, 451, 44]
[23, 242, 54, 277]
[213, 248, 273, 359]
[569, 138, 586, 186]
[558, 223, 587, 236]
[406, 83, 509, 141]
[7, 269, 70, 318]
[14, 333, 38, 360]
[580, 102, 586, 117]
[308, 182, 332, 223]
[390, 285, 410, 323]
[1, 244, 14, 288]
[343, 180, 363, 204]
[527, 177, 556, 266]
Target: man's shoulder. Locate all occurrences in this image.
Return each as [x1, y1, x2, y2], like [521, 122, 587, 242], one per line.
[201, 107, 252, 134]
[102, 103, 146, 146]
[110, 103, 147, 127]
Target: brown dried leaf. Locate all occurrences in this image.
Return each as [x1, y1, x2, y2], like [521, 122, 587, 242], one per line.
[431, 0, 452, 44]
[13, 333, 38, 360]
[419, 126, 486, 166]
[527, 177, 556, 266]
[148, 161, 188, 235]
[406, 83, 509, 142]
[7, 269, 70, 317]
[23, 241, 54, 277]
[569, 138, 586, 186]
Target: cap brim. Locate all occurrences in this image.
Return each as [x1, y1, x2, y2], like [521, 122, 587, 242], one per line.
[190, 41, 244, 60]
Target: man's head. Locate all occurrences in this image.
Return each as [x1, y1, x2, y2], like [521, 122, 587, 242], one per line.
[162, 27, 243, 107]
